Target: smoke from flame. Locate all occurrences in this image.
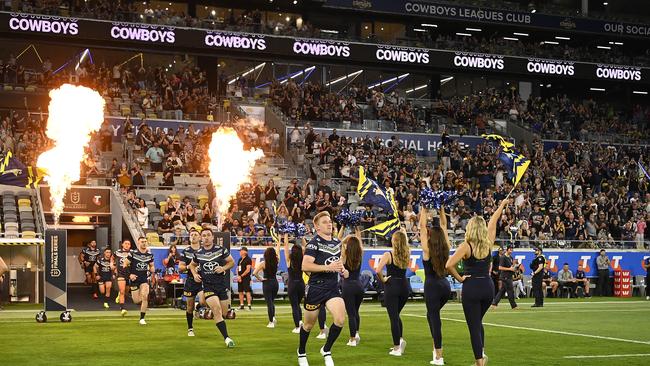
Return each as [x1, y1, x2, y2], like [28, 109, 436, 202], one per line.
[208, 127, 264, 217]
[37, 84, 105, 224]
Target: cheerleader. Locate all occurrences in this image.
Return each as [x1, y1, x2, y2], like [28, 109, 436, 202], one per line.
[254, 244, 280, 328]
[340, 226, 364, 347]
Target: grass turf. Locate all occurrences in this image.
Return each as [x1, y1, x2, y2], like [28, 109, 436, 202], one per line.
[0, 297, 649, 365]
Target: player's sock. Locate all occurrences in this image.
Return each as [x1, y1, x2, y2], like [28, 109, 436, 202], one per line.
[140, 312, 146, 320]
[216, 320, 229, 339]
[186, 312, 194, 329]
[120, 304, 124, 310]
[323, 324, 342, 352]
[299, 326, 310, 354]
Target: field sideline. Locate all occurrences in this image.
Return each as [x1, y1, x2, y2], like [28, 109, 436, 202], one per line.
[1, 298, 649, 365]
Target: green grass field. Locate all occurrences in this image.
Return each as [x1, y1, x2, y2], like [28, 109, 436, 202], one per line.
[1, 297, 649, 365]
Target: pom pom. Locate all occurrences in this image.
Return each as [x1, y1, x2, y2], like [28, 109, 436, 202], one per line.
[420, 189, 458, 209]
[294, 223, 307, 238]
[276, 221, 296, 235]
[336, 209, 363, 227]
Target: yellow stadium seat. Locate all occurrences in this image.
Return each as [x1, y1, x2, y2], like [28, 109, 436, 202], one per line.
[169, 194, 181, 202]
[146, 232, 161, 245]
[198, 195, 209, 208]
[159, 201, 168, 214]
[18, 199, 31, 207]
[22, 231, 36, 239]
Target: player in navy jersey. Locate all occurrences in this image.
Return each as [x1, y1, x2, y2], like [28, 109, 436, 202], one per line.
[179, 226, 204, 336]
[298, 211, 347, 366]
[419, 206, 452, 365]
[114, 239, 131, 316]
[94, 248, 115, 310]
[190, 228, 236, 348]
[79, 240, 100, 299]
[124, 236, 155, 325]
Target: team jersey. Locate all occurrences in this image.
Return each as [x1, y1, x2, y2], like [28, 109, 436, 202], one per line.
[96, 257, 113, 275]
[114, 249, 131, 276]
[82, 247, 101, 263]
[191, 245, 231, 286]
[576, 270, 586, 280]
[304, 235, 341, 288]
[128, 249, 154, 279]
[180, 245, 200, 281]
[530, 255, 546, 275]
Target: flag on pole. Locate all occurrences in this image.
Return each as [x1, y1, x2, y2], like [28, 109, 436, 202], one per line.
[0, 152, 46, 189]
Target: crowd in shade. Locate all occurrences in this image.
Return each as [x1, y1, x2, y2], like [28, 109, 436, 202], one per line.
[439, 88, 650, 144]
[11, 1, 650, 67]
[270, 79, 419, 129]
[0, 111, 49, 166]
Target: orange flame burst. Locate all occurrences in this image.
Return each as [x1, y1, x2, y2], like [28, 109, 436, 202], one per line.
[37, 84, 105, 224]
[208, 127, 264, 217]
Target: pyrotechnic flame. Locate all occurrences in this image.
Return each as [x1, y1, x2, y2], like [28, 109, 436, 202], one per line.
[37, 84, 105, 224]
[208, 127, 264, 218]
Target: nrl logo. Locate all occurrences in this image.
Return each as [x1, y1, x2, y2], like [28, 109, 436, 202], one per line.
[70, 191, 81, 204]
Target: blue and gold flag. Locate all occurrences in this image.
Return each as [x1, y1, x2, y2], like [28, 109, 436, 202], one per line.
[357, 166, 395, 214]
[639, 160, 650, 182]
[498, 150, 530, 187]
[365, 217, 401, 239]
[0, 152, 46, 189]
[482, 134, 514, 151]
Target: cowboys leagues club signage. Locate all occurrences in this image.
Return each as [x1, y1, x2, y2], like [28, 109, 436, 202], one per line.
[39, 186, 111, 214]
[2, 12, 649, 84]
[324, 0, 650, 38]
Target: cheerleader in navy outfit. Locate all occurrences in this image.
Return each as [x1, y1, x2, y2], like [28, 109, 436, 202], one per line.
[419, 206, 452, 365]
[376, 230, 411, 357]
[339, 226, 364, 347]
[282, 233, 307, 333]
[446, 198, 509, 366]
[253, 244, 280, 328]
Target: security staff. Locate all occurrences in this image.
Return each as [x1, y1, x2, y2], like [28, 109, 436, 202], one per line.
[530, 247, 546, 308]
[491, 245, 518, 310]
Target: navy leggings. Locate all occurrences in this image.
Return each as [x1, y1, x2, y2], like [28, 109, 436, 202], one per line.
[262, 279, 279, 322]
[342, 280, 364, 337]
[461, 277, 495, 360]
[288, 280, 305, 327]
[424, 278, 451, 349]
[384, 278, 409, 346]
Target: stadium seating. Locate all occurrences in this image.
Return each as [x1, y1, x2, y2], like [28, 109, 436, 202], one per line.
[0, 189, 40, 238]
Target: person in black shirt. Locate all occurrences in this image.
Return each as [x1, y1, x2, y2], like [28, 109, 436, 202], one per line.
[530, 247, 546, 307]
[125, 237, 155, 325]
[492, 245, 518, 309]
[283, 233, 307, 334]
[94, 248, 115, 310]
[297, 211, 347, 366]
[490, 247, 503, 295]
[237, 247, 253, 310]
[79, 240, 100, 299]
[179, 227, 203, 336]
[575, 265, 590, 297]
[190, 228, 236, 348]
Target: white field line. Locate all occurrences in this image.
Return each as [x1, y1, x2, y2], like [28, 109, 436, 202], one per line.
[563, 354, 650, 359]
[404, 313, 650, 346]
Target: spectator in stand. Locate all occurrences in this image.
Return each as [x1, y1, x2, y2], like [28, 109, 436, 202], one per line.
[146, 141, 165, 171]
[575, 265, 590, 297]
[542, 269, 559, 297]
[136, 198, 148, 229]
[158, 213, 174, 242]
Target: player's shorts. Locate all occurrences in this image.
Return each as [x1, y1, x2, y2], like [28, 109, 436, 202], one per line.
[304, 284, 341, 311]
[239, 278, 252, 293]
[129, 275, 149, 291]
[84, 263, 96, 274]
[203, 282, 229, 301]
[97, 272, 113, 284]
[183, 278, 203, 298]
[116, 270, 130, 281]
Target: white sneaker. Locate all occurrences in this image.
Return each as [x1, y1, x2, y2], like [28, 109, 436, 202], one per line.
[267, 322, 276, 328]
[188, 329, 195, 337]
[320, 347, 334, 366]
[292, 327, 301, 334]
[316, 327, 328, 339]
[355, 332, 360, 344]
[346, 340, 357, 347]
[399, 338, 407, 353]
[120, 309, 127, 317]
[389, 349, 402, 357]
[646, 296, 650, 300]
[273, 317, 278, 326]
[297, 350, 309, 366]
[225, 337, 235, 348]
[139, 318, 147, 325]
[431, 356, 444, 365]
